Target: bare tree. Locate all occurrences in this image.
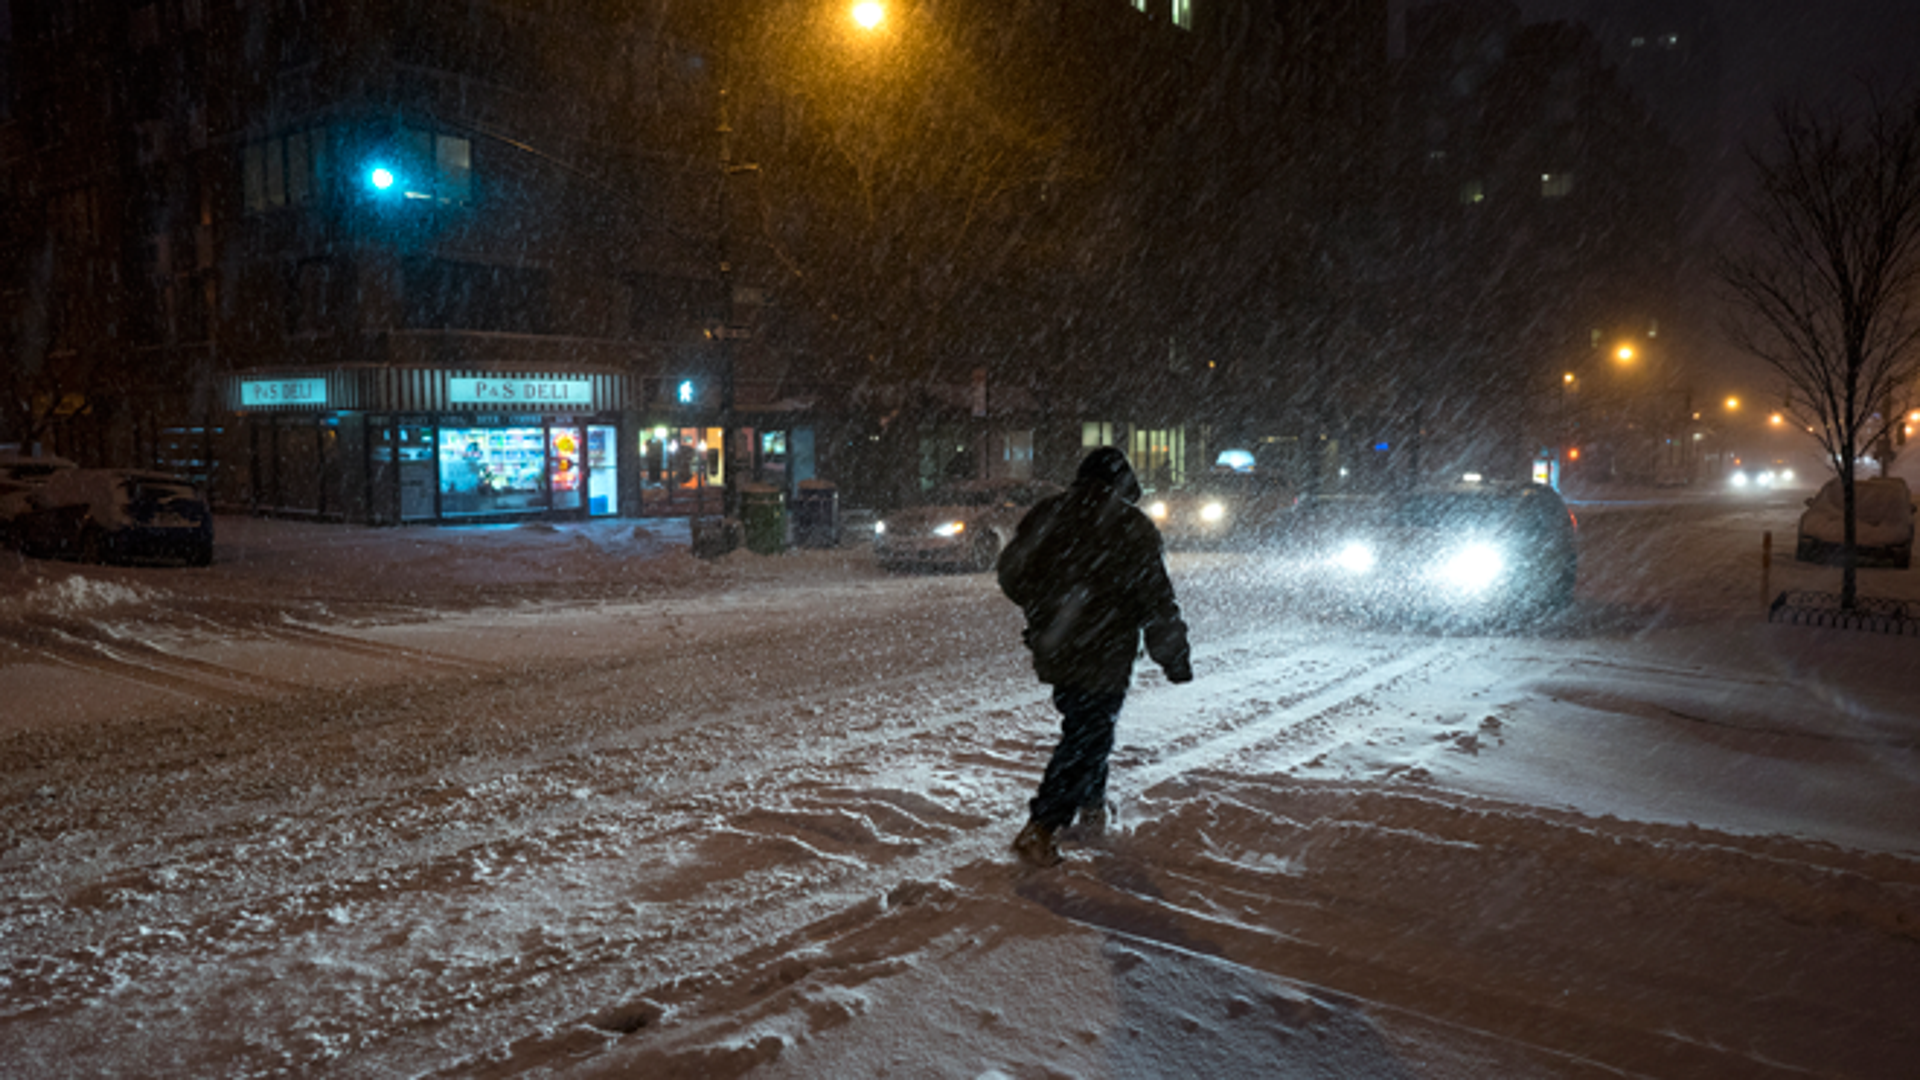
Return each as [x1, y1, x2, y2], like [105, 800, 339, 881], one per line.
[1718, 89, 1920, 608]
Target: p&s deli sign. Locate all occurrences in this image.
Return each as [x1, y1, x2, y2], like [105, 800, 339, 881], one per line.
[448, 377, 594, 409]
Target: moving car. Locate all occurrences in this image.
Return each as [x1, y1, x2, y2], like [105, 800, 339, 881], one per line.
[1728, 461, 1798, 489]
[1795, 476, 1914, 569]
[1145, 469, 1296, 549]
[1315, 477, 1579, 624]
[874, 478, 1061, 573]
[15, 468, 214, 566]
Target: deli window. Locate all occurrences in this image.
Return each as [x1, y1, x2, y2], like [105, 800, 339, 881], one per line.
[439, 426, 549, 515]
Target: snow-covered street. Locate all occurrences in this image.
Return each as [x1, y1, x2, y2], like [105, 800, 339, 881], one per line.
[2, 489, 1917, 1078]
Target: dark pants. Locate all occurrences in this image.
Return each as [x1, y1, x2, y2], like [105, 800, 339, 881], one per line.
[1029, 686, 1126, 830]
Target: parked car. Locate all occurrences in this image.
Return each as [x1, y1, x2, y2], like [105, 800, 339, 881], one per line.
[15, 468, 214, 566]
[1795, 476, 1914, 569]
[874, 478, 1061, 573]
[0, 453, 79, 548]
[1312, 477, 1579, 625]
[0, 452, 80, 485]
[1144, 469, 1296, 549]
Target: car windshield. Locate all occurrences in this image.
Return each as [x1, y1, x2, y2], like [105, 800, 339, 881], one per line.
[124, 477, 198, 511]
[1190, 472, 1282, 496]
[1390, 492, 1513, 529]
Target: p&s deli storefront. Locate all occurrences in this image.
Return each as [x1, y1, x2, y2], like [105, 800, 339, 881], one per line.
[218, 367, 629, 525]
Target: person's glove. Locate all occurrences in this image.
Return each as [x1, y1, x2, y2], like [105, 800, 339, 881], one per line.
[1165, 661, 1194, 684]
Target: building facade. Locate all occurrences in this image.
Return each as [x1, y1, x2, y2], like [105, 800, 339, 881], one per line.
[3, 0, 1394, 523]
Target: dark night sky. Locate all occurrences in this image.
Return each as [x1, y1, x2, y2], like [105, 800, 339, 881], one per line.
[1405, 0, 1920, 390]
[1511, 0, 1920, 155]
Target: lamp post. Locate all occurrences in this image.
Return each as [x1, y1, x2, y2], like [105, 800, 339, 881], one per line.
[701, 3, 889, 553]
[706, 19, 766, 551]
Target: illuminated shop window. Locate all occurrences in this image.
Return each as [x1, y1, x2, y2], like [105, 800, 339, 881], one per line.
[439, 426, 548, 516]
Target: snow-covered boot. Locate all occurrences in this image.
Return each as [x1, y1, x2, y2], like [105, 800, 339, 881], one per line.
[1011, 821, 1062, 867]
[1075, 801, 1109, 839]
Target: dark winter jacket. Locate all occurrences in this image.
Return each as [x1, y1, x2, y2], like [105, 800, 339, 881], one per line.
[997, 450, 1193, 694]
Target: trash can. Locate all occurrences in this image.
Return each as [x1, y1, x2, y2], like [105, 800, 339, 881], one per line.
[791, 479, 841, 549]
[740, 482, 787, 555]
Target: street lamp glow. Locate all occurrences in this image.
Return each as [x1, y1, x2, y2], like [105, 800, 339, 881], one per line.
[368, 166, 395, 191]
[1563, 371, 1575, 384]
[851, 2, 885, 30]
[1725, 396, 1740, 411]
[1769, 412, 1784, 425]
[1615, 344, 1635, 363]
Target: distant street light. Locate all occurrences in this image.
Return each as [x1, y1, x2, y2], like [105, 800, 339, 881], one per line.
[1615, 344, 1636, 364]
[852, 2, 886, 30]
[1725, 395, 1741, 411]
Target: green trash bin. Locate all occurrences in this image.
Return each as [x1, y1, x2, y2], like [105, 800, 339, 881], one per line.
[740, 482, 788, 554]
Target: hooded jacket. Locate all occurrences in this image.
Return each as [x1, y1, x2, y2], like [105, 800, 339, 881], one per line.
[996, 449, 1192, 693]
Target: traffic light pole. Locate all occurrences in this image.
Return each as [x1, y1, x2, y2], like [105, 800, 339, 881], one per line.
[714, 42, 757, 546]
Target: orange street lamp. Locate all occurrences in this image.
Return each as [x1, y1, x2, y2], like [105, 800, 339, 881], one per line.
[1725, 396, 1740, 411]
[1614, 344, 1636, 364]
[851, 2, 885, 30]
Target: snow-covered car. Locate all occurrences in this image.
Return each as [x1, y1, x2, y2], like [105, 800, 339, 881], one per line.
[0, 453, 79, 542]
[1316, 477, 1578, 624]
[1144, 469, 1296, 549]
[874, 479, 1061, 573]
[1795, 476, 1914, 569]
[15, 468, 214, 566]
[0, 452, 80, 484]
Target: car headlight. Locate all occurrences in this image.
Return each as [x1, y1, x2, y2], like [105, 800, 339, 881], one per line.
[933, 520, 966, 537]
[874, 521, 886, 536]
[1200, 501, 1226, 523]
[1147, 500, 1169, 520]
[1439, 542, 1505, 592]
[1334, 541, 1376, 573]
[1729, 470, 1749, 488]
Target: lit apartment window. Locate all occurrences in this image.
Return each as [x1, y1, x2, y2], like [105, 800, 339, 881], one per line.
[1131, 0, 1147, 11]
[386, 127, 474, 205]
[1460, 179, 1486, 205]
[1541, 172, 1575, 198]
[1172, 0, 1193, 30]
[244, 127, 332, 214]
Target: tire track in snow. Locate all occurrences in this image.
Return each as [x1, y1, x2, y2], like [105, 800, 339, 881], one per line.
[1122, 638, 1472, 792]
[0, 625, 298, 705]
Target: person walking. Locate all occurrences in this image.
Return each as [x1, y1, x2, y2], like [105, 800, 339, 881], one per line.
[996, 447, 1193, 867]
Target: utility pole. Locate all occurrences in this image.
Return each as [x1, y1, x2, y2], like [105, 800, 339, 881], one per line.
[713, 38, 759, 547]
